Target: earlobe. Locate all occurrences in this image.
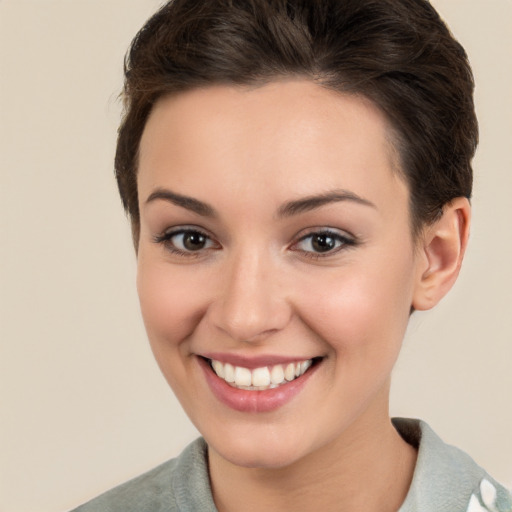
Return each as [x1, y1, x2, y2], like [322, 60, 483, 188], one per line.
[412, 197, 471, 311]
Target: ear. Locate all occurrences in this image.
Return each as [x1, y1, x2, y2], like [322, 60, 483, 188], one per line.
[412, 197, 471, 311]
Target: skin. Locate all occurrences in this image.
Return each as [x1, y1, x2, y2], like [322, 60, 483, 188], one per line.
[136, 80, 470, 512]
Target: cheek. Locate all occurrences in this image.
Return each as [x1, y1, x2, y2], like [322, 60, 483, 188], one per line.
[136, 258, 215, 405]
[293, 255, 415, 356]
[136, 258, 207, 350]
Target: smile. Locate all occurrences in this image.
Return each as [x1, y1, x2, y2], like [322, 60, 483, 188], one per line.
[199, 355, 322, 412]
[209, 358, 314, 390]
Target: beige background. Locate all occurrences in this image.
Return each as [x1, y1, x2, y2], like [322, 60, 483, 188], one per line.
[1, 1, 511, 511]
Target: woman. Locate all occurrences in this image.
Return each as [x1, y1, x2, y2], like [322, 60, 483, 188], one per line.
[72, 0, 511, 511]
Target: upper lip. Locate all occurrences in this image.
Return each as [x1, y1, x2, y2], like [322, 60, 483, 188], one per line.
[199, 352, 320, 369]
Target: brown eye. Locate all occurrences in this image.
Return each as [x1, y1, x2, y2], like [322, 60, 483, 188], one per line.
[182, 231, 207, 251]
[154, 228, 218, 256]
[293, 229, 355, 256]
[311, 233, 337, 253]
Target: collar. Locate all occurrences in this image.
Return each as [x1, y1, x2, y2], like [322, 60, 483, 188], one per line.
[394, 418, 511, 512]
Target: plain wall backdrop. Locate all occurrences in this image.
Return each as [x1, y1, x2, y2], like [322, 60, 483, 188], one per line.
[1, 1, 511, 511]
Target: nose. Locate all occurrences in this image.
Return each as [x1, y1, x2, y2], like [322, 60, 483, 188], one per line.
[206, 249, 292, 343]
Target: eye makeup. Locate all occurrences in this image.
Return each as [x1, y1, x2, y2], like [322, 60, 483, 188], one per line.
[153, 224, 359, 261]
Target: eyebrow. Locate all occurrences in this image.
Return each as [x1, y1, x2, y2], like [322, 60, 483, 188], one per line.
[145, 188, 376, 218]
[145, 188, 216, 217]
[277, 190, 376, 218]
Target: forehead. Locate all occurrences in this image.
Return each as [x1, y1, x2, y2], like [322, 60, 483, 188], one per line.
[137, 80, 407, 218]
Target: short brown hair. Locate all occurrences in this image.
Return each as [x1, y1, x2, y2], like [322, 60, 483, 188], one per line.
[116, 0, 477, 243]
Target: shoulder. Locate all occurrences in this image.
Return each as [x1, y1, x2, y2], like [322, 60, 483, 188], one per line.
[70, 438, 217, 512]
[71, 458, 179, 512]
[394, 418, 512, 512]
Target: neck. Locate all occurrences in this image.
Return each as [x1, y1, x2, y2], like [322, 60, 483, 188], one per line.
[208, 387, 417, 512]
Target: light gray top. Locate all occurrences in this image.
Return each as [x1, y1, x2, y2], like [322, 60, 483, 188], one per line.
[71, 418, 512, 512]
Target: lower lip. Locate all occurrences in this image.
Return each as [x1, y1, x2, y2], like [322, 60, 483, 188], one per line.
[198, 357, 320, 413]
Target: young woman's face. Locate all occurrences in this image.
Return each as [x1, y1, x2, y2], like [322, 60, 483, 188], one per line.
[136, 80, 424, 468]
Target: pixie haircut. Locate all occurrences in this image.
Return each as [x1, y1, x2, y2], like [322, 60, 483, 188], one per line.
[116, 0, 477, 243]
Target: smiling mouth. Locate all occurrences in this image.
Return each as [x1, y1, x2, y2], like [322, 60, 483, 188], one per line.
[205, 357, 322, 391]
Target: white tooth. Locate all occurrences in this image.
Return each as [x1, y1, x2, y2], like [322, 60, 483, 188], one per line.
[211, 360, 224, 378]
[295, 363, 301, 377]
[270, 364, 285, 385]
[300, 359, 312, 375]
[234, 366, 252, 387]
[224, 363, 235, 383]
[284, 363, 295, 381]
[252, 367, 270, 387]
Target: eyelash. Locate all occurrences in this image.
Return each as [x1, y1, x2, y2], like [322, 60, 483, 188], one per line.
[153, 227, 218, 259]
[153, 227, 357, 259]
[292, 229, 357, 260]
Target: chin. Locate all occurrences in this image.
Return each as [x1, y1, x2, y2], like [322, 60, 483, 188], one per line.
[213, 441, 303, 469]
[204, 422, 318, 469]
